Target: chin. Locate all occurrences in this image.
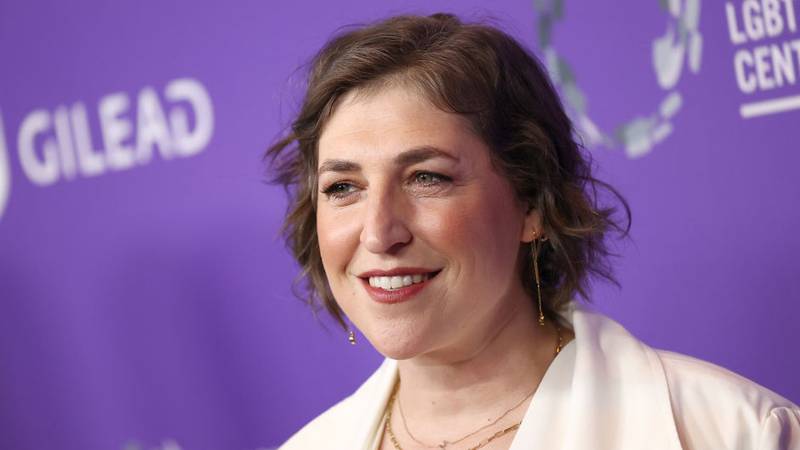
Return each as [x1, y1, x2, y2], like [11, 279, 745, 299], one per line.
[372, 343, 420, 361]
[363, 326, 429, 361]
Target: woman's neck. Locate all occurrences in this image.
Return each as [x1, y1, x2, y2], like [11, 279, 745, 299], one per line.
[394, 294, 563, 428]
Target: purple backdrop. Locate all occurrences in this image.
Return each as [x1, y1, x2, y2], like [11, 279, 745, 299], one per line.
[1, 1, 798, 449]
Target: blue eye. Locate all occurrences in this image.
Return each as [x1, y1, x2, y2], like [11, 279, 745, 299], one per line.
[413, 171, 451, 186]
[322, 182, 357, 199]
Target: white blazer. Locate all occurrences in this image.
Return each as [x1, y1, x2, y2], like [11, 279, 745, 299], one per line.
[280, 307, 800, 450]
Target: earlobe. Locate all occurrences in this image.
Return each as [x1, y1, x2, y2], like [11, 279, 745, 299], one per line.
[520, 208, 543, 243]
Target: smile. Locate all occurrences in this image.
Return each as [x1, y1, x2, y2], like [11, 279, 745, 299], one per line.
[358, 269, 441, 304]
[368, 273, 431, 290]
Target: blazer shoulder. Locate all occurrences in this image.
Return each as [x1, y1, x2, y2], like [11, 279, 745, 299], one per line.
[658, 350, 796, 410]
[656, 350, 799, 450]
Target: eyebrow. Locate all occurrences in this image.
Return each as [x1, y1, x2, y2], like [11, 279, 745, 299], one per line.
[318, 146, 459, 175]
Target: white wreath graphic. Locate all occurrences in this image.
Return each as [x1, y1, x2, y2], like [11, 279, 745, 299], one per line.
[0, 110, 10, 221]
[533, 0, 703, 158]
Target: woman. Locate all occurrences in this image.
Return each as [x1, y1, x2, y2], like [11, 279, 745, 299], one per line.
[267, 13, 799, 450]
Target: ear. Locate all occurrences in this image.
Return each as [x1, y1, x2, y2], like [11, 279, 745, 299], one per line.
[520, 206, 543, 243]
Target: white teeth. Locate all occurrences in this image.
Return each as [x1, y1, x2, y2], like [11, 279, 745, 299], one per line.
[367, 273, 431, 291]
[390, 276, 403, 289]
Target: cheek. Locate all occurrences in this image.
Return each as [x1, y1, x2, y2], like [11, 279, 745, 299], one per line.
[437, 184, 523, 285]
[316, 208, 360, 277]
[421, 201, 472, 249]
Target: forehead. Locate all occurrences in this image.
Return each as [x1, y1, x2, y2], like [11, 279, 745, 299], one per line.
[317, 85, 485, 165]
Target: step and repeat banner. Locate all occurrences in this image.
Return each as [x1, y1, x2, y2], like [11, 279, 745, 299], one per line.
[1, 0, 798, 449]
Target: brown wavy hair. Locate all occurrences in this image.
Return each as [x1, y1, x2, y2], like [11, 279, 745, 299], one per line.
[266, 13, 630, 328]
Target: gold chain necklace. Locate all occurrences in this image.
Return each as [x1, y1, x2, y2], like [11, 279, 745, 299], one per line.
[398, 383, 534, 448]
[384, 326, 563, 450]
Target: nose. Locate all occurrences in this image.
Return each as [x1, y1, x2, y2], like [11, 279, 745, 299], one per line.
[360, 186, 412, 254]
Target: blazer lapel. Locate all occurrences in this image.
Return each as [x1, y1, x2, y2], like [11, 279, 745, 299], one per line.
[348, 358, 398, 450]
[510, 307, 684, 450]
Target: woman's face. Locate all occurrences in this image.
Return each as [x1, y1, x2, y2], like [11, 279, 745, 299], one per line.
[316, 85, 540, 361]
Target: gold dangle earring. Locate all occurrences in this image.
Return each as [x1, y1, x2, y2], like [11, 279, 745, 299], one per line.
[532, 233, 545, 326]
[347, 329, 356, 345]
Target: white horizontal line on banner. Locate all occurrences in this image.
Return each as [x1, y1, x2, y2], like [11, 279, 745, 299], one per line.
[740, 94, 800, 119]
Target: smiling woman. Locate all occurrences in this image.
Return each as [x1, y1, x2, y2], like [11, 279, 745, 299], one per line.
[266, 13, 799, 450]
[316, 85, 539, 361]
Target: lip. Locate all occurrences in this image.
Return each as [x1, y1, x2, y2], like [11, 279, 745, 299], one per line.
[357, 267, 441, 304]
[357, 267, 438, 277]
